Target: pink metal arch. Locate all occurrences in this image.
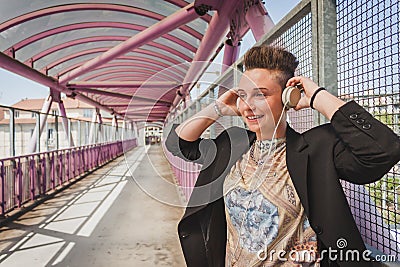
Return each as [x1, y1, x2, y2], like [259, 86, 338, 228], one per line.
[96, 93, 173, 105]
[31, 36, 190, 66]
[83, 69, 152, 81]
[43, 48, 186, 77]
[82, 69, 174, 82]
[98, 74, 153, 82]
[8, 22, 196, 56]
[0, 3, 203, 39]
[97, 75, 162, 82]
[58, 62, 184, 81]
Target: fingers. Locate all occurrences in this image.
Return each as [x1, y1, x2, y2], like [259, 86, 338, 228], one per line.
[287, 76, 320, 97]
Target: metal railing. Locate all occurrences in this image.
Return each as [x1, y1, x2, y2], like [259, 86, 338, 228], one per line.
[0, 104, 136, 159]
[163, 0, 400, 261]
[0, 138, 137, 216]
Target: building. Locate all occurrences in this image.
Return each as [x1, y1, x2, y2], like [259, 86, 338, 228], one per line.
[0, 97, 115, 158]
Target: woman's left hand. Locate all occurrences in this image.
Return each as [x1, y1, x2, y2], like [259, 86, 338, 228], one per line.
[286, 76, 320, 110]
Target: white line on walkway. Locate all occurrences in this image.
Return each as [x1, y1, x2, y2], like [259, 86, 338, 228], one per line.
[52, 242, 75, 266]
[9, 232, 33, 252]
[77, 181, 127, 237]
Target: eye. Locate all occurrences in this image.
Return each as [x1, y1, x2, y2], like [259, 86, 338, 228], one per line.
[255, 92, 266, 98]
[238, 93, 246, 99]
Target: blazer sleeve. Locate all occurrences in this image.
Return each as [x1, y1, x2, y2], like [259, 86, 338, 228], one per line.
[164, 124, 216, 165]
[331, 101, 400, 184]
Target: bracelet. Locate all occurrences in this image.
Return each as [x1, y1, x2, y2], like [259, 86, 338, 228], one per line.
[310, 87, 326, 109]
[213, 100, 223, 117]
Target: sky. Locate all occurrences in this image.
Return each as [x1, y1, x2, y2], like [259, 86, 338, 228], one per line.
[0, 0, 301, 107]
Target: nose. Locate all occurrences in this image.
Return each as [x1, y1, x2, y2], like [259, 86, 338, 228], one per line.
[241, 98, 256, 112]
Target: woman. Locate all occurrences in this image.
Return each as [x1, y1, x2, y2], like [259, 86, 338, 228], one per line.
[165, 46, 400, 266]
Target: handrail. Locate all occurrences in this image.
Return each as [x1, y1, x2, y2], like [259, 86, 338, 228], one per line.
[0, 138, 137, 216]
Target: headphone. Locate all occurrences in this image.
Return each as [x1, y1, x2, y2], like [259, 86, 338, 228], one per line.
[236, 83, 303, 111]
[281, 83, 303, 109]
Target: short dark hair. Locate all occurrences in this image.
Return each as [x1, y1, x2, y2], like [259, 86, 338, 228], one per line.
[243, 46, 299, 87]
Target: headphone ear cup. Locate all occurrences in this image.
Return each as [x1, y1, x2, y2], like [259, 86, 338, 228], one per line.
[282, 86, 301, 109]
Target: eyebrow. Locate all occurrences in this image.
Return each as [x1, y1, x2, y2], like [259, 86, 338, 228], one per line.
[237, 87, 271, 92]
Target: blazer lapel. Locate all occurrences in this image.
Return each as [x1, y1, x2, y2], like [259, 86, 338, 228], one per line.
[286, 125, 310, 217]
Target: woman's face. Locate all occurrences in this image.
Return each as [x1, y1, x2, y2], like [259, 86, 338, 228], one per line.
[237, 69, 285, 139]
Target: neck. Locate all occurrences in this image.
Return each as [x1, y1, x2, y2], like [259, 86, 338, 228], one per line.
[256, 121, 287, 141]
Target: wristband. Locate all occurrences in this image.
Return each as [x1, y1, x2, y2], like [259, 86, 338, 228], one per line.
[213, 100, 223, 117]
[310, 87, 326, 109]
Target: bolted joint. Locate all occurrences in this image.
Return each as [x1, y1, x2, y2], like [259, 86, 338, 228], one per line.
[244, 0, 260, 13]
[194, 4, 212, 16]
[176, 90, 184, 98]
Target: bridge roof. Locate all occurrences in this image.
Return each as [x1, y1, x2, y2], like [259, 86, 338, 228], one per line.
[0, 0, 255, 123]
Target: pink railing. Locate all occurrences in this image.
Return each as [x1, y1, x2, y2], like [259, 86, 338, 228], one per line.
[0, 138, 137, 216]
[162, 142, 201, 201]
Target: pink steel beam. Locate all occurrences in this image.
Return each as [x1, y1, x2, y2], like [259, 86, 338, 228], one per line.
[31, 36, 188, 66]
[58, 62, 184, 81]
[245, 3, 274, 41]
[0, 4, 203, 40]
[58, 101, 75, 147]
[8, 22, 196, 57]
[0, 52, 121, 117]
[68, 81, 179, 88]
[171, 0, 242, 109]
[27, 94, 53, 153]
[58, 3, 200, 85]
[221, 39, 241, 74]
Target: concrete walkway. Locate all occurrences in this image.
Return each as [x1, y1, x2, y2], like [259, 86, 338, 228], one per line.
[0, 145, 185, 267]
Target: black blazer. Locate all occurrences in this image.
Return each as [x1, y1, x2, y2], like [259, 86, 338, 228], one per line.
[165, 101, 400, 267]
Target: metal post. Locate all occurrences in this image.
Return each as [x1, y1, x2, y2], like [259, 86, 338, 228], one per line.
[9, 108, 15, 157]
[209, 89, 215, 138]
[45, 120, 49, 151]
[58, 101, 75, 147]
[68, 119, 72, 147]
[27, 94, 53, 153]
[36, 112, 40, 153]
[311, 0, 338, 125]
[89, 109, 97, 144]
[55, 115, 59, 150]
[78, 120, 81, 146]
[1, 161, 5, 215]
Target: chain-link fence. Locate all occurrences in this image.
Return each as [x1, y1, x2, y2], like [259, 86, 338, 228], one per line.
[164, 0, 399, 260]
[336, 0, 399, 259]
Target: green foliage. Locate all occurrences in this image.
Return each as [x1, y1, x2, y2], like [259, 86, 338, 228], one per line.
[366, 174, 400, 226]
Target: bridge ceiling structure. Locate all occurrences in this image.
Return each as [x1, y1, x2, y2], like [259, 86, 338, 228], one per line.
[0, 0, 271, 123]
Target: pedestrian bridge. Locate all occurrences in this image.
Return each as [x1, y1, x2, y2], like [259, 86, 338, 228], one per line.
[0, 0, 399, 265]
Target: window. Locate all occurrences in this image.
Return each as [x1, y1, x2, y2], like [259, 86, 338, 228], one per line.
[47, 128, 54, 139]
[14, 110, 19, 118]
[83, 109, 93, 118]
[51, 109, 58, 116]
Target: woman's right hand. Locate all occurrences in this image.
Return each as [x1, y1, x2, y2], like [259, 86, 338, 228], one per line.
[215, 89, 241, 116]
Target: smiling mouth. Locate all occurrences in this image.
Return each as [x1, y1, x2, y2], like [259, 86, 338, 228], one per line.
[246, 115, 264, 121]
